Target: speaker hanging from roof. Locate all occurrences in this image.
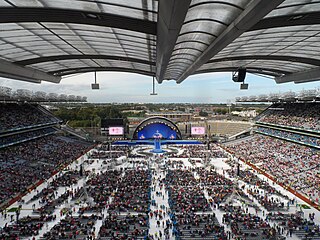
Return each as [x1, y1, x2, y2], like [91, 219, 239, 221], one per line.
[232, 67, 246, 83]
[91, 71, 100, 89]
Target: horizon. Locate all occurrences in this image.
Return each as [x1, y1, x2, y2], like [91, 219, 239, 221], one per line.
[1, 71, 319, 104]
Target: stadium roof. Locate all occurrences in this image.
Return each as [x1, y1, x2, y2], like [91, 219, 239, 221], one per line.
[1, 0, 320, 85]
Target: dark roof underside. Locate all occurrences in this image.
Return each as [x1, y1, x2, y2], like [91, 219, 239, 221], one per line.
[1, 0, 320, 85]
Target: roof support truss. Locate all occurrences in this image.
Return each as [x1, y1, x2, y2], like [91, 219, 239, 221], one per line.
[50, 67, 154, 77]
[14, 55, 155, 66]
[275, 67, 320, 84]
[0, 7, 156, 35]
[176, 0, 285, 83]
[156, 0, 191, 83]
[0, 59, 61, 84]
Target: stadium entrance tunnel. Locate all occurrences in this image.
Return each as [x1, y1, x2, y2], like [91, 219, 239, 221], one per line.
[133, 117, 182, 140]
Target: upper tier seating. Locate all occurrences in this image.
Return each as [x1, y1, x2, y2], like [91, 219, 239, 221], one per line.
[257, 103, 320, 132]
[0, 103, 61, 133]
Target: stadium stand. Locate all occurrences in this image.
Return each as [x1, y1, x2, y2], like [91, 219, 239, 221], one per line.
[0, 103, 61, 134]
[0, 101, 320, 240]
[0, 135, 92, 207]
[208, 121, 253, 138]
[256, 102, 320, 132]
[0, 127, 57, 149]
[178, 121, 253, 139]
[0, 87, 87, 103]
[0, 103, 93, 210]
[255, 127, 320, 149]
[225, 135, 320, 204]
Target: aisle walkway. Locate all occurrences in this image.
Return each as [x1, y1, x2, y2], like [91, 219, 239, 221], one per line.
[149, 159, 174, 240]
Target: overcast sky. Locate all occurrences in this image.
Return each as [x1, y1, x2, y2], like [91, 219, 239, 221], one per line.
[0, 72, 319, 103]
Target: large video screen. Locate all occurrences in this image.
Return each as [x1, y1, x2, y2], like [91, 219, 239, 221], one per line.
[109, 126, 124, 135]
[191, 126, 205, 135]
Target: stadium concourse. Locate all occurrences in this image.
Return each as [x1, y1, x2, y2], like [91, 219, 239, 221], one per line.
[0, 102, 319, 240]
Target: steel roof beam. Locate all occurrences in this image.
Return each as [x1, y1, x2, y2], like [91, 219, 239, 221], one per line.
[195, 66, 289, 77]
[0, 59, 61, 83]
[50, 67, 154, 77]
[15, 55, 155, 66]
[0, 7, 156, 35]
[0, 73, 41, 84]
[275, 67, 320, 84]
[250, 11, 320, 32]
[156, 0, 191, 83]
[176, 0, 285, 83]
[207, 55, 320, 67]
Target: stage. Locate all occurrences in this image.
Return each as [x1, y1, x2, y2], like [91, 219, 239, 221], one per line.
[113, 139, 203, 154]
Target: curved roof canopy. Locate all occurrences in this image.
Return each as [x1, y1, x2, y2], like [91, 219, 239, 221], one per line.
[1, 0, 320, 84]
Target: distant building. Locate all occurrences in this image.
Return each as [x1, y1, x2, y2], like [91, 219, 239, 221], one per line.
[145, 112, 192, 122]
[231, 110, 257, 118]
[121, 110, 145, 114]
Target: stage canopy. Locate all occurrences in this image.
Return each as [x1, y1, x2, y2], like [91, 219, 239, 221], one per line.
[1, 0, 320, 84]
[133, 116, 182, 140]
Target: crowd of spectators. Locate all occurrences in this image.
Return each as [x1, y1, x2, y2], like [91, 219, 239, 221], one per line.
[98, 213, 149, 239]
[177, 145, 209, 158]
[209, 144, 229, 158]
[226, 166, 290, 200]
[91, 145, 129, 159]
[42, 215, 99, 240]
[35, 190, 72, 215]
[169, 144, 228, 160]
[0, 127, 57, 148]
[246, 188, 286, 211]
[86, 170, 122, 211]
[0, 103, 60, 133]
[0, 220, 43, 239]
[221, 205, 282, 239]
[197, 169, 234, 205]
[108, 170, 151, 213]
[165, 170, 197, 186]
[166, 160, 185, 169]
[198, 169, 233, 186]
[29, 170, 81, 205]
[165, 168, 226, 239]
[169, 185, 211, 213]
[0, 165, 151, 239]
[90, 149, 128, 159]
[256, 127, 320, 147]
[0, 169, 88, 239]
[258, 102, 320, 131]
[175, 213, 226, 239]
[0, 135, 92, 207]
[266, 211, 320, 239]
[225, 134, 320, 203]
